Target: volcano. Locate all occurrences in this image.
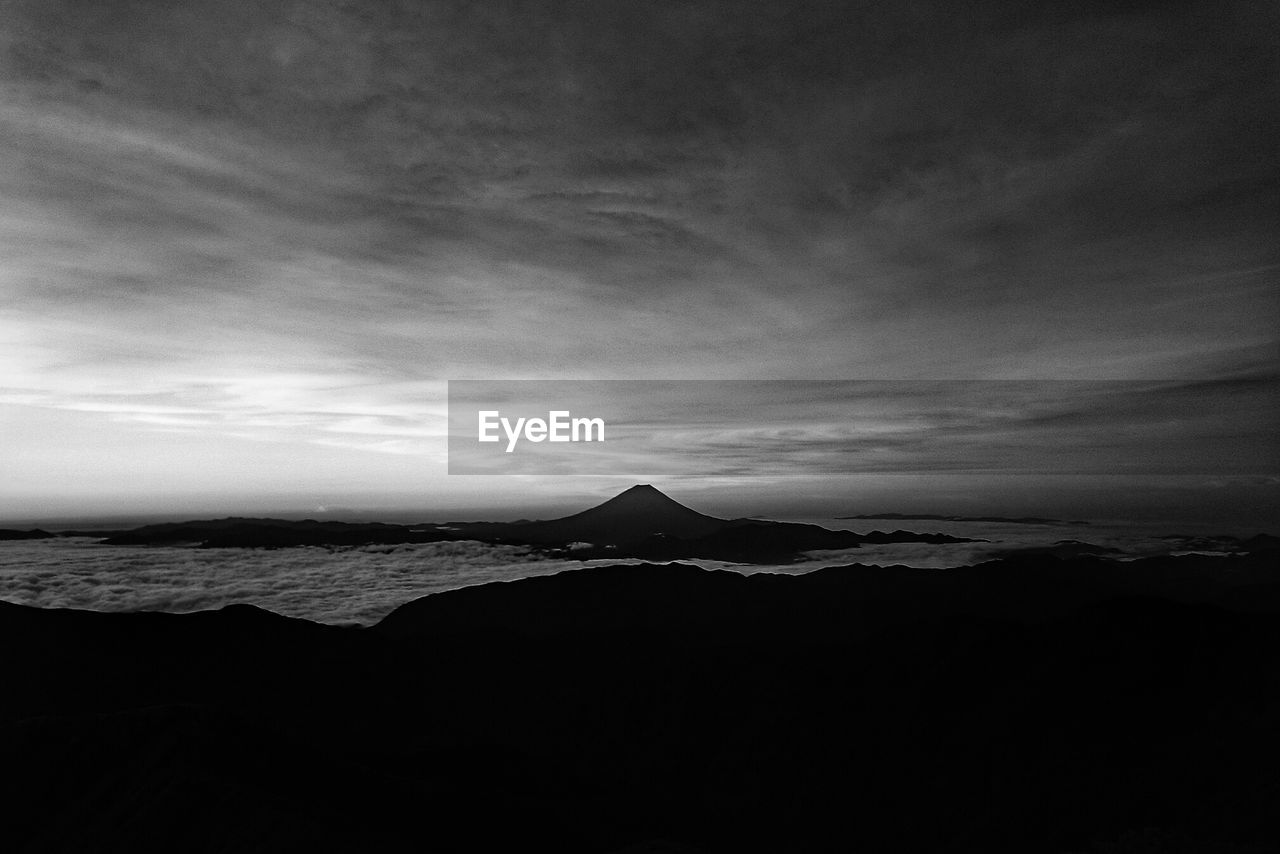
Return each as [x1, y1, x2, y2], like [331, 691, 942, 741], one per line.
[480, 484, 732, 545]
[449, 484, 980, 560]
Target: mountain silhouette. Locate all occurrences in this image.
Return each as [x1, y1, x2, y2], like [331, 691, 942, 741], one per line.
[492, 484, 732, 544]
[448, 485, 978, 561]
[94, 485, 978, 561]
[0, 529, 55, 541]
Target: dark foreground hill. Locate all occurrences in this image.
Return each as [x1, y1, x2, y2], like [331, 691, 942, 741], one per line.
[4, 551, 1280, 853]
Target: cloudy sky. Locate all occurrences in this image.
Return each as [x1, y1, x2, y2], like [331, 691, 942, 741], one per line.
[1, 0, 1276, 523]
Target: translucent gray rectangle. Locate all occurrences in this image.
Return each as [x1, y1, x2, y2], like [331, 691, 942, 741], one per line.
[447, 378, 1279, 476]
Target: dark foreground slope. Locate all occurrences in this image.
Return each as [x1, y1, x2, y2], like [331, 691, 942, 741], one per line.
[4, 553, 1280, 853]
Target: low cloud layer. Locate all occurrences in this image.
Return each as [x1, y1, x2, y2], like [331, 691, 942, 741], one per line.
[0, 539, 573, 625]
[0, 536, 982, 623]
[2, 517, 1244, 624]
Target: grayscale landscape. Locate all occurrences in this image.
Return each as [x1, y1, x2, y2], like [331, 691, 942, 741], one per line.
[1, 1, 1276, 851]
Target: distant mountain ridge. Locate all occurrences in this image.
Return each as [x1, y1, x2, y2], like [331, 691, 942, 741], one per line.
[95, 485, 978, 561]
[839, 513, 1089, 526]
[445, 484, 980, 561]
[0, 529, 55, 541]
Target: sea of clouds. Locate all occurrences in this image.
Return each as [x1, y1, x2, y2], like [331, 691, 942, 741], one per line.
[0, 536, 984, 625]
[0, 520, 1230, 625]
[0, 539, 586, 625]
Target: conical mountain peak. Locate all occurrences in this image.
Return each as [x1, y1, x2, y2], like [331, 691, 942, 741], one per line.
[516, 484, 729, 543]
[596, 484, 689, 511]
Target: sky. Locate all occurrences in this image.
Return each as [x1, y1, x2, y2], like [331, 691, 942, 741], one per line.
[1, 0, 1277, 524]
